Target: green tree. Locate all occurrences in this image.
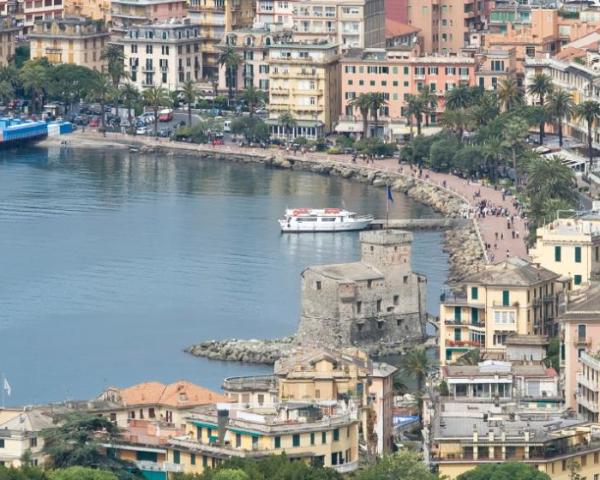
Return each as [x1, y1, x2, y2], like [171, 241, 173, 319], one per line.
[49, 467, 118, 480]
[213, 469, 249, 480]
[575, 100, 600, 173]
[49, 64, 97, 112]
[101, 44, 126, 88]
[497, 76, 523, 112]
[0, 80, 14, 106]
[545, 337, 560, 371]
[349, 93, 371, 139]
[356, 451, 437, 480]
[445, 85, 473, 111]
[142, 86, 171, 135]
[457, 463, 550, 480]
[406, 94, 426, 136]
[231, 116, 270, 143]
[181, 79, 197, 127]
[88, 73, 115, 128]
[502, 116, 529, 189]
[468, 91, 499, 127]
[0, 65, 19, 87]
[0, 464, 47, 480]
[41, 413, 136, 479]
[527, 72, 553, 143]
[20, 58, 52, 113]
[368, 92, 387, 137]
[239, 85, 265, 116]
[456, 349, 484, 366]
[428, 135, 460, 171]
[278, 111, 296, 142]
[120, 83, 140, 126]
[419, 85, 437, 127]
[218, 46, 242, 106]
[400, 347, 432, 393]
[440, 108, 470, 139]
[480, 134, 506, 181]
[547, 89, 575, 147]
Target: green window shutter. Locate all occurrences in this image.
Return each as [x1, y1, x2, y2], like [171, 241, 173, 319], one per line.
[471, 287, 478, 300]
[173, 450, 180, 464]
[191, 454, 196, 465]
[454, 306, 461, 321]
[555, 246, 561, 262]
[446, 349, 452, 361]
[574, 275, 582, 285]
[502, 290, 510, 306]
[575, 246, 582, 263]
[333, 429, 340, 441]
[471, 308, 478, 324]
[275, 436, 281, 448]
[322, 431, 327, 444]
[454, 328, 461, 341]
[293, 434, 300, 447]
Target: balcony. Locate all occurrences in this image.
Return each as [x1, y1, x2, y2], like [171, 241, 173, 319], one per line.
[444, 319, 485, 328]
[333, 460, 359, 473]
[222, 375, 278, 393]
[577, 372, 599, 392]
[578, 394, 600, 413]
[574, 337, 592, 347]
[271, 88, 290, 95]
[445, 339, 482, 348]
[142, 66, 154, 73]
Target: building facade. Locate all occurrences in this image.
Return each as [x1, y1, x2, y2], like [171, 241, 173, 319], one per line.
[110, 0, 188, 36]
[63, 0, 110, 20]
[267, 42, 340, 138]
[29, 17, 109, 70]
[122, 21, 203, 91]
[0, 409, 53, 468]
[0, 19, 19, 66]
[439, 257, 562, 365]
[16, 0, 64, 32]
[189, 0, 225, 78]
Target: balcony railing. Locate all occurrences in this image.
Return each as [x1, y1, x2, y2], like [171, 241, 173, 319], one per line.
[577, 372, 599, 392]
[446, 339, 482, 348]
[444, 318, 485, 328]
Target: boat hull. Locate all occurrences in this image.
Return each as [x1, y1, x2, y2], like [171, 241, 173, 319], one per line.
[279, 219, 372, 232]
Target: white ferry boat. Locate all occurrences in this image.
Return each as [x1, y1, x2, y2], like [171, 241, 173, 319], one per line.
[279, 208, 373, 232]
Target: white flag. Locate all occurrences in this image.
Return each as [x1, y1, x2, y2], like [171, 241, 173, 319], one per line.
[3, 378, 11, 397]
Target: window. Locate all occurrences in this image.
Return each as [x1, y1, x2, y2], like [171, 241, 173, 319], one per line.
[322, 431, 327, 444]
[149, 408, 155, 418]
[30, 437, 37, 448]
[356, 301, 362, 314]
[316, 281, 322, 290]
[236, 434, 241, 447]
[454, 328, 461, 341]
[403, 275, 408, 284]
[0, 439, 4, 448]
[293, 434, 300, 447]
[578, 324, 587, 340]
[376, 299, 382, 312]
[555, 246, 561, 262]
[393, 295, 399, 306]
[333, 429, 340, 441]
[275, 436, 281, 448]
[575, 275, 582, 286]
[502, 290, 509, 306]
[203, 456, 208, 467]
[191, 454, 196, 465]
[173, 450, 181, 464]
[494, 310, 515, 324]
[367, 280, 372, 288]
[471, 287, 478, 300]
[575, 246, 582, 263]
[310, 432, 315, 445]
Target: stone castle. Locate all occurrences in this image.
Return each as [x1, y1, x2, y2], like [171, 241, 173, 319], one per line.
[296, 230, 427, 350]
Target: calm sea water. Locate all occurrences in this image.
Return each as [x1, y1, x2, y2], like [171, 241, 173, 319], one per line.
[0, 146, 448, 406]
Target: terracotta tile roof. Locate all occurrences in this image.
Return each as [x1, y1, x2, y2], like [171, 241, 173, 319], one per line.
[555, 46, 586, 61]
[118, 380, 229, 408]
[385, 19, 420, 38]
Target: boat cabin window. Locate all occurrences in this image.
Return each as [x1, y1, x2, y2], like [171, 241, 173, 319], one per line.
[321, 217, 336, 222]
[297, 217, 317, 222]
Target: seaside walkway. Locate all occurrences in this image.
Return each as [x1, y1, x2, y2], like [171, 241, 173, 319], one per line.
[61, 131, 529, 263]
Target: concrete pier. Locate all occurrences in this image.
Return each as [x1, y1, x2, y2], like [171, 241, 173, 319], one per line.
[369, 218, 469, 230]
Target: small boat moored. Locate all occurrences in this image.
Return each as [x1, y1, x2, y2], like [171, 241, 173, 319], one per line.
[279, 208, 373, 232]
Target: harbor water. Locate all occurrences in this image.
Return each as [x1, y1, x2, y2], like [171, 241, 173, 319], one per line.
[0, 146, 449, 405]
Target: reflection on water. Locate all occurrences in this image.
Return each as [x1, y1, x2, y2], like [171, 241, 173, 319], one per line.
[0, 146, 448, 405]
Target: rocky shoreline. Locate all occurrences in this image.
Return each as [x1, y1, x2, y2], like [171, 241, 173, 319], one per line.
[43, 135, 486, 364]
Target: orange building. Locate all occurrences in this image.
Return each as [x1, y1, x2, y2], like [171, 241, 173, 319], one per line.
[338, 48, 475, 139]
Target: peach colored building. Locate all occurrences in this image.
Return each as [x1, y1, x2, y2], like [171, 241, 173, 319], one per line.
[0, 19, 19, 66]
[406, 0, 491, 54]
[17, 0, 64, 32]
[64, 0, 110, 20]
[338, 48, 475, 139]
[474, 48, 517, 91]
[110, 0, 188, 36]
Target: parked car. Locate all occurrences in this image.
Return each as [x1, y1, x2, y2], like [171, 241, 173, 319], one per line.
[136, 126, 149, 135]
[158, 109, 173, 122]
[158, 128, 171, 137]
[88, 116, 100, 127]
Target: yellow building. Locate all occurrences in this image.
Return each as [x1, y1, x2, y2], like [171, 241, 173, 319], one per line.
[64, 0, 111, 20]
[0, 20, 19, 66]
[267, 42, 340, 139]
[167, 402, 360, 474]
[439, 257, 562, 365]
[29, 17, 110, 70]
[530, 216, 600, 290]
[0, 409, 53, 467]
[189, 0, 225, 79]
[432, 415, 600, 480]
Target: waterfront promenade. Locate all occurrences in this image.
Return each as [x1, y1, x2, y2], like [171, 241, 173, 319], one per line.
[57, 131, 528, 263]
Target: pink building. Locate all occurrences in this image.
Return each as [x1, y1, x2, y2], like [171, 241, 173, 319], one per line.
[111, 0, 187, 35]
[561, 287, 600, 416]
[385, 0, 408, 24]
[338, 48, 475, 139]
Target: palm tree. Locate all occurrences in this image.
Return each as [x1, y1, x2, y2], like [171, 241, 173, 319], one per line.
[240, 85, 265, 116]
[181, 79, 197, 127]
[89, 73, 114, 129]
[218, 46, 242, 107]
[419, 86, 437, 127]
[502, 117, 529, 190]
[547, 89, 575, 147]
[445, 85, 472, 111]
[101, 44, 126, 88]
[368, 92, 387, 138]
[143, 86, 171, 135]
[575, 100, 600, 173]
[480, 135, 506, 180]
[19, 59, 50, 113]
[469, 91, 499, 127]
[497, 76, 523, 112]
[120, 83, 139, 126]
[440, 109, 470, 140]
[349, 93, 371, 139]
[527, 72, 553, 143]
[406, 94, 426, 136]
[278, 111, 296, 142]
[400, 347, 432, 393]
[456, 349, 484, 366]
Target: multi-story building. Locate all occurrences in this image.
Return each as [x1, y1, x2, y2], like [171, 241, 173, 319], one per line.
[110, 0, 187, 36]
[16, 0, 64, 32]
[406, 0, 490, 54]
[224, 0, 254, 31]
[431, 415, 600, 480]
[0, 18, 19, 66]
[122, 21, 203, 91]
[439, 257, 562, 365]
[369, 362, 397, 455]
[385, 19, 420, 49]
[559, 286, 600, 412]
[291, 0, 385, 50]
[29, 17, 109, 70]
[0, 409, 53, 467]
[63, 0, 110, 20]
[96, 380, 229, 429]
[530, 215, 600, 290]
[189, 0, 225, 79]
[266, 41, 340, 138]
[474, 48, 517, 91]
[296, 230, 427, 350]
[441, 360, 560, 407]
[339, 48, 475, 138]
[254, 0, 294, 29]
[167, 402, 360, 474]
[0, 0, 17, 17]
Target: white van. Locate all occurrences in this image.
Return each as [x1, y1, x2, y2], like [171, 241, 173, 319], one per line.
[223, 120, 232, 132]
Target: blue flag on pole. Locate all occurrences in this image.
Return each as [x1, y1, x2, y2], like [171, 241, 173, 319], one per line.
[387, 185, 394, 203]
